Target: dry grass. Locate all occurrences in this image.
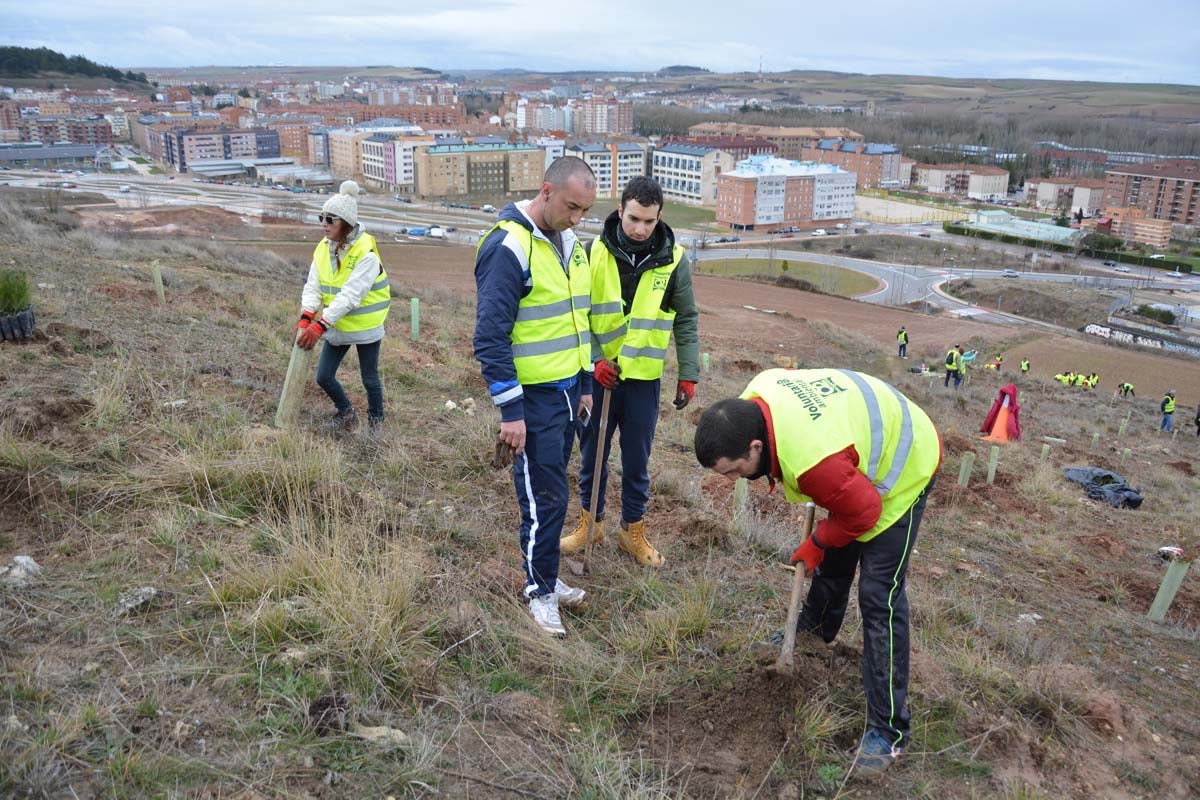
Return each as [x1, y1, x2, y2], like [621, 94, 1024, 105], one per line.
[2, 198, 1199, 798]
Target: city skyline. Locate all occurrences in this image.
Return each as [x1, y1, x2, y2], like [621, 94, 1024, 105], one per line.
[3, 0, 1200, 86]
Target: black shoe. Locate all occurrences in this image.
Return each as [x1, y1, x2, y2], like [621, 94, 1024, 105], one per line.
[330, 408, 358, 432]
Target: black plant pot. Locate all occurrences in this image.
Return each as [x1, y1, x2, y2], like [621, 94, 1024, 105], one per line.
[0, 305, 35, 341]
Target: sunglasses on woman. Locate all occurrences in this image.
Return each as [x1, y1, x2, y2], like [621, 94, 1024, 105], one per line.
[318, 214, 340, 224]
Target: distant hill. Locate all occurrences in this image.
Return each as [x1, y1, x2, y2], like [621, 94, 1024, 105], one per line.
[658, 65, 710, 76]
[0, 45, 150, 84]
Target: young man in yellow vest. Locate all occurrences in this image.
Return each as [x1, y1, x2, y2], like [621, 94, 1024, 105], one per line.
[560, 176, 700, 568]
[1020, 357, 1030, 374]
[943, 344, 963, 388]
[695, 369, 942, 775]
[474, 157, 597, 638]
[295, 180, 391, 431]
[896, 327, 908, 359]
[1161, 390, 1176, 432]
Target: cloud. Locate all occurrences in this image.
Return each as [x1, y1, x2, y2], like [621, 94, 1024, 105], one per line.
[0, 0, 1197, 83]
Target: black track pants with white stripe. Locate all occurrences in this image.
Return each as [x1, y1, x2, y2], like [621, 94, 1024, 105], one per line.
[796, 479, 934, 747]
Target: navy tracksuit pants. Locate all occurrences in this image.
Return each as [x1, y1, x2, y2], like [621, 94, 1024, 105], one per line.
[796, 479, 934, 749]
[514, 382, 580, 598]
[577, 378, 660, 524]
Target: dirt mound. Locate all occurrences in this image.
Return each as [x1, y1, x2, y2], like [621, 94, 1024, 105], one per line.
[640, 660, 845, 796]
[1166, 460, 1195, 476]
[2, 395, 93, 435]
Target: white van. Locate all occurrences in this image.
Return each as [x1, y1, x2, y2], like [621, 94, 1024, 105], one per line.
[481, 204, 496, 213]
[118, 185, 131, 193]
[811, 228, 827, 237]
[427, 226, 446, 239]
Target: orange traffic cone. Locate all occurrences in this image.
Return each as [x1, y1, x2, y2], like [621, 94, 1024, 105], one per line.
[982, 403, 1011, 443]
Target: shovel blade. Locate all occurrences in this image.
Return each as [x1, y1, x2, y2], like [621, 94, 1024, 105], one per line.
[564, 558, 586, 577]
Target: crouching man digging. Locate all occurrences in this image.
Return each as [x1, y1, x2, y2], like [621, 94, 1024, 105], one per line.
[695, 368, 941, 775]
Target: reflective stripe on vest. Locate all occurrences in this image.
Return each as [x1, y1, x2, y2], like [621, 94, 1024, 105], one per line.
[480, 220, 591, 385]
[313, 233, 390, 333]
[589, 238, 682, 380]
[742, 368, 940, 542]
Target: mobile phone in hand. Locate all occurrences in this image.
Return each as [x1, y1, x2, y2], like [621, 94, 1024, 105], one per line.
[579, 405, 591, 427]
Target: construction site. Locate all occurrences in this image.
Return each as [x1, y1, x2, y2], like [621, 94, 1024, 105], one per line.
[1, 196, 1198, 799]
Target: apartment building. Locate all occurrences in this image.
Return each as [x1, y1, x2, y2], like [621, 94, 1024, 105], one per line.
[576, 97, 633, 136]
[651, 143, 736, 207]
[327, 129, 371, 181]
[1083, 206, 1173, 249]
[687, 122, 863, 160]
[1102, 160, 1200, 226]
[268, 122, 313, 160]
[912, 163, 1008, 201]
[666, 136, 776, 162]
[387, 135, 436, 192]
[716, 156, 856, 231]
[412, 142, 543, 199]
[361, 133, 392, 188]
[163, 127, 280, 173]
[528, 136, 565, 171]
[566, 142, 647, 199]
[1025, 177, 1106, 215]
[18, 116, 113, 145]
[802, 138, 900, 189]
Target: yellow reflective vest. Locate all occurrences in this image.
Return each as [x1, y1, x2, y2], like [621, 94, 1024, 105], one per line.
[314, 233, 390, 333]
[742, 369, 941, 542]
[1163, 395, 1176, 414]
[480, 220, 592, 385]
[1020, 359, 1030, 372]
[945, 348, 960, 372]
[588, 239, 684, 380]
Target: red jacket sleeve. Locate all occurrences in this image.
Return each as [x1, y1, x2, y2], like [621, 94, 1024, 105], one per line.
[793, 445, 881, 548]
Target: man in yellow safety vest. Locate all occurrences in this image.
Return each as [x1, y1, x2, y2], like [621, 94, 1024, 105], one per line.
[474, 157, 597, 638]
[696, 368, 942, 776]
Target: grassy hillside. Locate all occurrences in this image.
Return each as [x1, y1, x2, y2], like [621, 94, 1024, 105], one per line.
[1, 199, 1198, 798]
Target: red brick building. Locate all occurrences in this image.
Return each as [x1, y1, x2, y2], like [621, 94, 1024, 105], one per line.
[1102, 159, 1200, 226]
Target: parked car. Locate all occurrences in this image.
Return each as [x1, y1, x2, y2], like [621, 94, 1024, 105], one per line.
[1102, 260, 1117, 266]
[1114, 265, 1131, 273]
[727, 235, 740, 243]
[1149, 254, 1166, 260]
[811, 229, 827, 237]
[780, 233, 794, 239]
[1001, 269, 1020, 278]
[917, 232, 932, 238]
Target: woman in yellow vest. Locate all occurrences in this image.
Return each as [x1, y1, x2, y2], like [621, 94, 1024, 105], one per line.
[295, 181, 391, 431]
[695, 369, 941, 776]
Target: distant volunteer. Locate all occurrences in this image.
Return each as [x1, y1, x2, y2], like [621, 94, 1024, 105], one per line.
[295, 180, 390, 431]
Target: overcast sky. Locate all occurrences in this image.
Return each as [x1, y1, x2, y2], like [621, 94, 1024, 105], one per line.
[4, 0, 1199, 85]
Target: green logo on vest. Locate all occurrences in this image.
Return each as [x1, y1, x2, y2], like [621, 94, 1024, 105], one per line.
[775, 376, 847, 420]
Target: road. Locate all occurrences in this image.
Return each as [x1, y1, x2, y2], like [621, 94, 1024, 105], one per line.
[694, 246, 1194, 325]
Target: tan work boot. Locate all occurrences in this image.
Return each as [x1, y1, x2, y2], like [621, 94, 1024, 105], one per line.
[559, 509, 603, 555]
[618, 520, 664, 568]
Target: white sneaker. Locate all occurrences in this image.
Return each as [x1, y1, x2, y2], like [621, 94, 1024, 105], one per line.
[555, 578, 587, 608]
[529, 594, 566, 637]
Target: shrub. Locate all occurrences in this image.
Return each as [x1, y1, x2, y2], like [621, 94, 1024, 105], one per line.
[0, 270, 31, 314]
[1136, 304, 1176, 325]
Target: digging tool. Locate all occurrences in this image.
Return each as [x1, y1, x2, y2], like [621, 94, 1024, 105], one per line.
[581, 386, 614, 577]
[775, 502, 817, 673]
